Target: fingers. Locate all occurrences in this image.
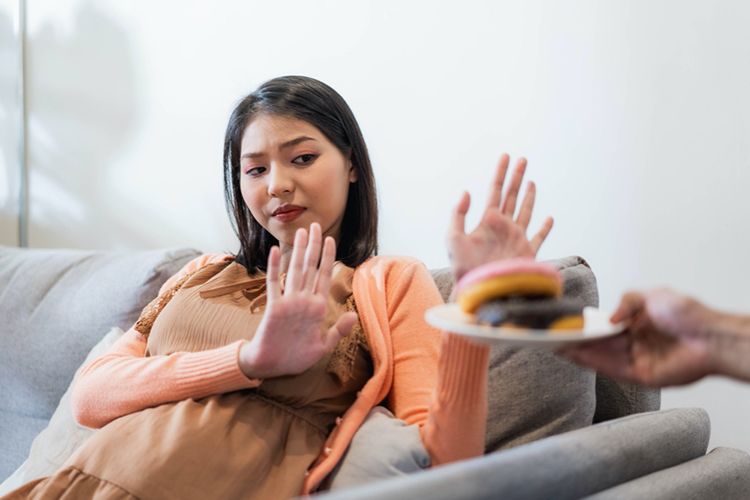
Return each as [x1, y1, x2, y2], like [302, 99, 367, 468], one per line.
[303, 223, 323, 292]
[529, 216, 553, 254]
[285, 228, 308, 291]
[266, 246, 281, 300]
[500, 157, 527, 216]
[610, 292, 647, 324]
[325, 312, 358, 348]
[449, 191, 471, 235]
[516, 181, 535, 230]
[562, 335, 639, 384]
[287, 223, 325, 293]
[313, 236, 337, 296]
[487, 154, 510, 208]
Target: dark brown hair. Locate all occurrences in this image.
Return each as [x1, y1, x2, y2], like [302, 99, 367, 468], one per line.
[223, 76, 378, 273]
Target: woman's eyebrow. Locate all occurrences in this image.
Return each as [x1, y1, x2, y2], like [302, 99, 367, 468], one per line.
[241, 136, 316, 160]
[279, 136, 316, 149]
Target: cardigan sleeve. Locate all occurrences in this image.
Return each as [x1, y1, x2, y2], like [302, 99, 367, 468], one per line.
[70, 254, 261, 429]
[384, 260, 491, 465]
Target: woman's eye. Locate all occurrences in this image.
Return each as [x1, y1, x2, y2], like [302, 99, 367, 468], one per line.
[293, 154, 316, 165]
[246, 166, 266, 176]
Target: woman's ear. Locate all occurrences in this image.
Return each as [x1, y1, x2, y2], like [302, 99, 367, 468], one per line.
[348, 162, 358, 183]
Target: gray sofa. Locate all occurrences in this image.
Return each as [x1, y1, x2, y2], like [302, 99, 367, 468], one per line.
[1, 245, 749, 499]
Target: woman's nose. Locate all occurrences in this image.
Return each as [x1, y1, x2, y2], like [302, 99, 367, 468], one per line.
[267, 164, 294, 197]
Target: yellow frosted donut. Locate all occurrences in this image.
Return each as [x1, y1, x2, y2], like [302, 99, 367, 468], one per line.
[547, 315, 585, 330]
[455, 258, 563, 313]
[458, 273, 562, 313]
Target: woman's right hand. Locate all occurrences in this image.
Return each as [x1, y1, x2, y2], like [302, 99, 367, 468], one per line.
[238, 223, 358, 379]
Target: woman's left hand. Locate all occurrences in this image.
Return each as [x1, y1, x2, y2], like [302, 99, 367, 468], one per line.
[446, 154, 554, 282]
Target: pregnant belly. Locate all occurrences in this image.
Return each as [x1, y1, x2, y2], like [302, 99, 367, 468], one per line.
[65, 391, 327, 500]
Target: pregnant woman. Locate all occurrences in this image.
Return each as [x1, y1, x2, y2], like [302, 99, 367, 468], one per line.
[4, 75, 552, 500]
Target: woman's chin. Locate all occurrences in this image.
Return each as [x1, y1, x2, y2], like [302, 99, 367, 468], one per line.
[267, 224, 302, 247]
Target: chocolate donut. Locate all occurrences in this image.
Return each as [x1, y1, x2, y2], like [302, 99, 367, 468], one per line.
[475, 297, 585, 330]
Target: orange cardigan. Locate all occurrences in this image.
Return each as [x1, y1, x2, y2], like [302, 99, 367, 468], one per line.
[71, 254, 490, 495]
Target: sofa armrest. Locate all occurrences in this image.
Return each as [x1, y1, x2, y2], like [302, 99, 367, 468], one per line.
[583, 447, 750, 500]
[308, 408, 710, 500]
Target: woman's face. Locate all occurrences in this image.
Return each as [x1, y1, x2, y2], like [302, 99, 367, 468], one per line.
[239, 114, 357, 248]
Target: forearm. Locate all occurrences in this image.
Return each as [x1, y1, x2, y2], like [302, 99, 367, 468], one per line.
[420, 331, 491, 465]
[372, 259, 491, 465]
[705, 311, 750, 381]
[72, 328, 260, 428]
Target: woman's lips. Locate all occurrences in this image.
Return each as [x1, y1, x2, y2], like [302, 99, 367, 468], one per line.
[272, 208, 306, 223]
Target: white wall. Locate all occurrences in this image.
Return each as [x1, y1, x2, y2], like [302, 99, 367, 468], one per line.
[1, 0, 750, 454]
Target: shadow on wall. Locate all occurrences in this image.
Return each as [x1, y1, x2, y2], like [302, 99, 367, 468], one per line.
[0, 6, 18, 246]
[0, 210, 18, 246]
[27, 1, 157, 250]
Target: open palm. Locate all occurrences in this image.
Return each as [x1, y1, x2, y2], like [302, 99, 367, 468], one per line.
[239, 223, 357, 379]
[447, 154, 554, 281]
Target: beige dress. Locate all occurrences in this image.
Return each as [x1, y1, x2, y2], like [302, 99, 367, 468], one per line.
[6, 261, 372, 500]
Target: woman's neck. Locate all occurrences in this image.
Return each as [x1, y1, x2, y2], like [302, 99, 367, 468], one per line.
[274, 226, 341, 275]
[278, 244, 293, 274]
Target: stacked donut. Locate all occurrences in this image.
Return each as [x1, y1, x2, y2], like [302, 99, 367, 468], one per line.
[455, 258, 585, 330]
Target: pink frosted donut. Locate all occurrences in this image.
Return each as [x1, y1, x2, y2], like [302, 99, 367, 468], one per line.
[455, 258, 563, 313]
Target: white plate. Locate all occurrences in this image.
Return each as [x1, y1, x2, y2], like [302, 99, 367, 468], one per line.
[424, 303, 624, 349]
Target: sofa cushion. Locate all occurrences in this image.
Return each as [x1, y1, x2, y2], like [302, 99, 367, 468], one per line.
[0, 246, 201, 481]
[484, 256, 599, 452]
[592, 374, 661, 423]
[321, 407, 430, 492]
[0, 327, 125, 495]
